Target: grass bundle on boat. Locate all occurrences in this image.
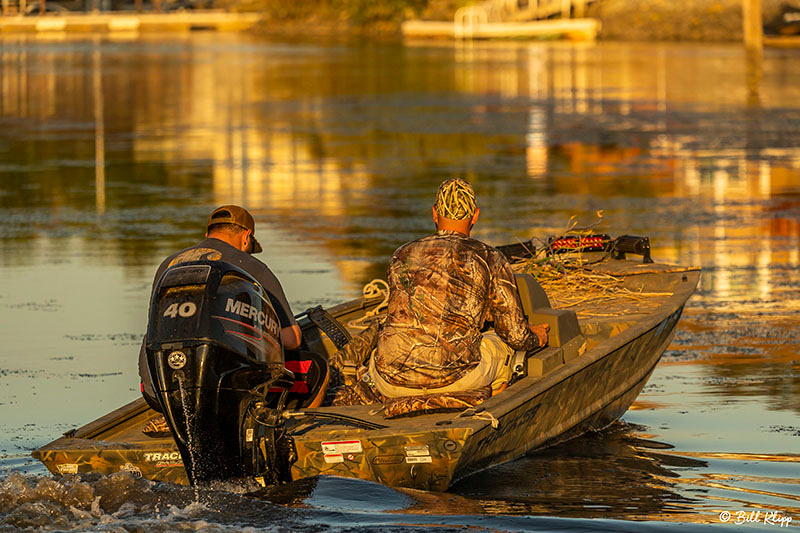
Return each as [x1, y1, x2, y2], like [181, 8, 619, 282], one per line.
[512, 255, 672, 319]
[510, 215, 673, 319]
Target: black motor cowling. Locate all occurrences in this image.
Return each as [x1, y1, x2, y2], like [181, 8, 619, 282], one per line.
[145, 260, 294, 485]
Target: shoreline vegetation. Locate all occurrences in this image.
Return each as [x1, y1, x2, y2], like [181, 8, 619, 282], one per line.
[233, 0, 793, 41]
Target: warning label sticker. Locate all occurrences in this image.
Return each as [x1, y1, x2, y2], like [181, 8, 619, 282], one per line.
[322, 440, 363, 454]
[404, 445, 430, 457]
[324, 453, 344, 464]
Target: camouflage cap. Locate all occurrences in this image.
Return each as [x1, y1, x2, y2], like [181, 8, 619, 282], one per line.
[434, 178, 477, 220]
[207, 205, 263, 254]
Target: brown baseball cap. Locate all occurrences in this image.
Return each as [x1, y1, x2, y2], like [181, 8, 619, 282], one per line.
[207, 205, 262, 254]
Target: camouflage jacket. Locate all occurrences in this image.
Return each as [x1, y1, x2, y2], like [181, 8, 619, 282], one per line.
[375, 230, 537, 389]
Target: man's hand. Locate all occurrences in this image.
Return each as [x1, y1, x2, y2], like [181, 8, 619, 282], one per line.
[529, 322, 550, 347]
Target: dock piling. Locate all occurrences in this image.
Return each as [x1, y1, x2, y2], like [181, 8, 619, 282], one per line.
[743, 0, 763, 51]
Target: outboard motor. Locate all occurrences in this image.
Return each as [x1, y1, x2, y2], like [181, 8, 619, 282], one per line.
[145, 260, 295, 485]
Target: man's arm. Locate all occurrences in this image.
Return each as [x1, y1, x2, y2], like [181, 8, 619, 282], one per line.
[281, 325, 302, 350]
[488, 252, 546, 351]
[257, 266, 303, 350]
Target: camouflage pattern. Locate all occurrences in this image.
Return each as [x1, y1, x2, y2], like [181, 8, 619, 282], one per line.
[434, 178, 476, 220]
[328, 320, 381, 386]
[141, 415, 171, 438]
[332, 375, 383, 406]
[32, 399, 189, 485]
[32, 257, 700, 493]
[327, 320, 384, 406]
[376, 230, 536, 390]
[290, 423, 474, 492]
[33, 437, 188, 485]
[382, 385, 491, 419]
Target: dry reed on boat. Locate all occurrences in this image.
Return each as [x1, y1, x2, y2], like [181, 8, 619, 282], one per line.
[512, 256, 673, 318]
[511, 213, 673, 318]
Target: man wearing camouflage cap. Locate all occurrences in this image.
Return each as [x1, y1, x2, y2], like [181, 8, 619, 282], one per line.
[371, 179, 549, 398]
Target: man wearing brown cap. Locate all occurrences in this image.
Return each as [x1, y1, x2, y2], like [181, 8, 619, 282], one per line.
[138, 205, 301, 406]
[371, 179, 548, 398]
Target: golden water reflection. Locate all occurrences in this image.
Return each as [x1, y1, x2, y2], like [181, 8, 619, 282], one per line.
[2, 33, 799, 330]
[1, 33, 800, 524]
[2, 34, 798, 319]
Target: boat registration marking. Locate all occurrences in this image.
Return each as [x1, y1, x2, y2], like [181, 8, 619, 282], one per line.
[324, 453, 344, 463]
[404, 445, 430, 457]
[322, 440, 362, 454]
[57, 463, 78, 474]
[406, 456, 433, 464]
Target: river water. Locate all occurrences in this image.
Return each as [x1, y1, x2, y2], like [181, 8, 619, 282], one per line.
[0, 33, 798, 532]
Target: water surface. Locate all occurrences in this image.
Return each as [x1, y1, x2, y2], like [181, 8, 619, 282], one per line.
[1, 33, 799, 531]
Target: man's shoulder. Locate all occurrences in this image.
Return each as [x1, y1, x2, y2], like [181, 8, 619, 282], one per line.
[393, 232, 502, 259]
[458, 238, 512, 273]
[450, 234, 506, 260]
[393, 234, 436, 256]
[167, 239, 277, 284]
[166, 240, 221, 266]
[479, 240, 509, 261]
[162, 238, 263, 271]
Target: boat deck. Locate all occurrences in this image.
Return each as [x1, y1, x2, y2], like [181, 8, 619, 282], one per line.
[33, 254, 700, 490]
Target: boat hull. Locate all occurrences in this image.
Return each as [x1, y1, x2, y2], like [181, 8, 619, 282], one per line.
[287, 305, 685, 491]
[451, 306, 682, 485]
[32, 400, 188, 484]
[32, 259, 700, 491]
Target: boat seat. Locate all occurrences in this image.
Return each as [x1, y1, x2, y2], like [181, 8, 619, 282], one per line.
[515, 273, 579, 345]
[526, 308, 582, 349]
[514, 273, 585, 375]
[514, 273, 551, 310]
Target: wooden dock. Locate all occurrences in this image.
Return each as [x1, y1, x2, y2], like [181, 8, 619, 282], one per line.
[764, 35, 800, 47]
[401, 18, 600, 41]
[0, 11, 263, 33]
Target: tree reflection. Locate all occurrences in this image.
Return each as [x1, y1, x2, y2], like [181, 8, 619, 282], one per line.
[1, 35, 799, 414]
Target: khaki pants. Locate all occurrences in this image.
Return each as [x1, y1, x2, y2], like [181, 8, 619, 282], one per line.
[369, 331, 515, 399]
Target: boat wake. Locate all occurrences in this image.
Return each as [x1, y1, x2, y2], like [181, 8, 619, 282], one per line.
[0, 471, 292, 532]
[0, 470, 710, 533]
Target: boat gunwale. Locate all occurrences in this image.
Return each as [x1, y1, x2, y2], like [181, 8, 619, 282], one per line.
[451, 301, 688, 484]
[484, 265, 701, 414]
[31, 257, 701, 491]
[290, 262, 701, 435]
[35, 263, 700, 444]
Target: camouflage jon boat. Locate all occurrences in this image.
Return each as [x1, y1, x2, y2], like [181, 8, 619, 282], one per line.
[33, 237, 700, 491]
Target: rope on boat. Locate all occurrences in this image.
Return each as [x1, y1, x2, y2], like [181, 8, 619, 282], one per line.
[456, 406, 500, 430]
[347, 279, 390, 330]
[472, 410, 499, 429]
[369, 405, 386, 416]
